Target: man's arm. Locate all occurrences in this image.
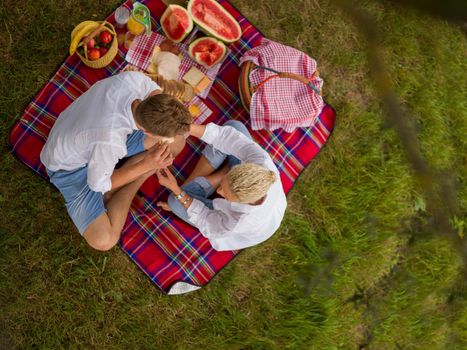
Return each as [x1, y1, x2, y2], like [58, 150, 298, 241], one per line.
[88, 145, 170, 194]
[109, 160, 152, 190]
[109, 143, 173, 191]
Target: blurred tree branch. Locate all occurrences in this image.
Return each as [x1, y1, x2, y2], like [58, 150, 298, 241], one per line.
[331, 0, 464, 253]
[387, 0, 467, 35]
[325, 1, 466, 346]
[387, 0, 467, 22]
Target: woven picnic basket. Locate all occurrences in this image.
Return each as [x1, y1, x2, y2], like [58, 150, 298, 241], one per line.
[238, 61, 321, 113]
[78, 21, 118, 69]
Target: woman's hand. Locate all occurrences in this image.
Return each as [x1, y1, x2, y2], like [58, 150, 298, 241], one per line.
[156, 167, 180, 193]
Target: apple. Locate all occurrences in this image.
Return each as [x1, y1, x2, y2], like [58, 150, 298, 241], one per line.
[99, 31, 113, 45]
[99, 47, 108, 56]
[88, 48, 101, 61]
[87, 38, 95, 49]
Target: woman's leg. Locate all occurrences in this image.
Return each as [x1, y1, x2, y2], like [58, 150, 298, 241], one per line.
[184, 120, 251, 183]
[222, 120, 252, 168]
[184, 155, 217, 185]
[157, 163, 228, 214]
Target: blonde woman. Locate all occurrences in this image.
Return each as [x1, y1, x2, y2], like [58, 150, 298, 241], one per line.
[156, 120, 287, 251]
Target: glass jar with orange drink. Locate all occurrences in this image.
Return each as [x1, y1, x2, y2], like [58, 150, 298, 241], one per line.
[124, 2, 151, 49]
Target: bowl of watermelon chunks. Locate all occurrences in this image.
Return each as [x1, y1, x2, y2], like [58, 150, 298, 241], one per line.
[188, 37, 226, 68]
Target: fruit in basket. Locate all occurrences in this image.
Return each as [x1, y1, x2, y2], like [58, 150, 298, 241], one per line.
[88, 48, 101, 61]
[70, 21, 118, 68]
[87, 38, 96, 49]
[70, 21, 99, 41]
[188, 37, 226, 68]
[99, 31, 113, 45]
[160, 4, 193, 43]
[69, 20, 101, 55]
[187, 0, 242, 43]
[99, 47, 108, 56]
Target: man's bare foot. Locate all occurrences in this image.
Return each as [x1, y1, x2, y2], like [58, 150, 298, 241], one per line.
[156, 201, 172, 211]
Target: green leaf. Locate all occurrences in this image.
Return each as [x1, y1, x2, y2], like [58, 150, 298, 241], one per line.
[414, 196, 426, 212]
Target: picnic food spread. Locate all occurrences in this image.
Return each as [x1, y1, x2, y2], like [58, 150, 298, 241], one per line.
[68, 0, 241, 114]
[67, 1, 324, 132]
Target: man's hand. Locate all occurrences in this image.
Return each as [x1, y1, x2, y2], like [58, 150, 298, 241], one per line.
[144, 143, 173, 170]
[156, 168, 180, 193]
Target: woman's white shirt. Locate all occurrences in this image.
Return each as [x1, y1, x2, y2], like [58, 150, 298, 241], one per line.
[186, 123, 287, 251]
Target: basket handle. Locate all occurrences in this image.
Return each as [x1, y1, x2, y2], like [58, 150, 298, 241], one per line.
[252, 65, 321, 95]
[81, 21, 116, 46]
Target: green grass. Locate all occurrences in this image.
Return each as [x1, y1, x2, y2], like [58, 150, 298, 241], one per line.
[1, 0, 466, 349]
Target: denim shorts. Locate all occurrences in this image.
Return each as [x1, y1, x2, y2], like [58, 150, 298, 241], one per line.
[167, 177, 215, 224]
[46, 130, 146, 235]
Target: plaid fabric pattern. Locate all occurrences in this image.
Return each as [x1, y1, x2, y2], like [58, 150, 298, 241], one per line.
[186, 96, 213, 125]
[126, 29, 229, 99]
[9, 0, 336, 294]
[239, 38, 324, 132]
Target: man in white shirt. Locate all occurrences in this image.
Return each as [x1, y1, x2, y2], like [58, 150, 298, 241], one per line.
[40, 71, 192, 251]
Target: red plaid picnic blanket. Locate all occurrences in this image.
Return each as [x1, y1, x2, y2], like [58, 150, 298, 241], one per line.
[239, 38, 324, 132]
[9, 0, 336, 294]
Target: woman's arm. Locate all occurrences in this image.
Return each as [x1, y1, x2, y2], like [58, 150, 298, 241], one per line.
[196, 123, 268, 165]
[189, 124, 206, 139]
[187, 199, 238, 238]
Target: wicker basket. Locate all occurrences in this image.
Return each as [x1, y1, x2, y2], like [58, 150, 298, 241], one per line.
[77, 21, 118, 69]
[238, 61, 321, 113]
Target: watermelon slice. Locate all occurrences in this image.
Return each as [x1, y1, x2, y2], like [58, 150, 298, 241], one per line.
[187, 0, 242, 43]
[188, 37, 227, 68]
[160, 4, 193, 43]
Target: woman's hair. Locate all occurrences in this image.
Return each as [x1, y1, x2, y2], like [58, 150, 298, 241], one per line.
[135, 94, 192, 137]
[226, 163, 277, 204]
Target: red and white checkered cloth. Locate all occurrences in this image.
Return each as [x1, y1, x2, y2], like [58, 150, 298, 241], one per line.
[239, 38, 324, 132]
[125, 31, 229, 99]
